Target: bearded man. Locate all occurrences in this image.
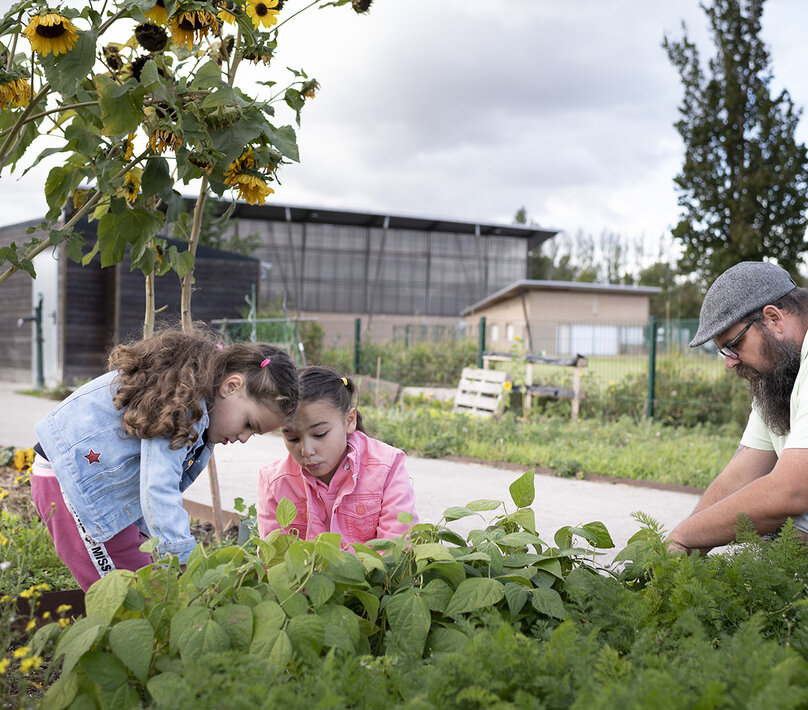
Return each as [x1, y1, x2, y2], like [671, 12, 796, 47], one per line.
[667, 261, 808, 554]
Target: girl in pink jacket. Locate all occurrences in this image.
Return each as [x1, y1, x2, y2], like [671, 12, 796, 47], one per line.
[257, 366, 418, 545]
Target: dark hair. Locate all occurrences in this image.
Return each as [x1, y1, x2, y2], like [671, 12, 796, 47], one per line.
[743, 286, 808, 328]
[298, 366, 365, 433]
[108, 325, 299, 448]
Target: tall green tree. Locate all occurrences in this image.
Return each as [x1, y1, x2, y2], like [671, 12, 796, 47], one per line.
[664, 0, 808, 281]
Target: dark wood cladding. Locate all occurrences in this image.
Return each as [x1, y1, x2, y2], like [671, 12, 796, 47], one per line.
[0, 222, 39, 381]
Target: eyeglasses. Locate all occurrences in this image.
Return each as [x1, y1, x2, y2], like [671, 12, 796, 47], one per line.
[716, 314, 762, 359]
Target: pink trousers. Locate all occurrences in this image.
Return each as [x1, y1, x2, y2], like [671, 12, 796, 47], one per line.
[30, 456, 153, 592]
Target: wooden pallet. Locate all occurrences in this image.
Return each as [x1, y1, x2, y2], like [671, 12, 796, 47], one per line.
[453, 367, 510, 418]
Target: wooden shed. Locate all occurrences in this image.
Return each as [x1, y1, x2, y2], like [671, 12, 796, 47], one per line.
[0, 219, 260, 386]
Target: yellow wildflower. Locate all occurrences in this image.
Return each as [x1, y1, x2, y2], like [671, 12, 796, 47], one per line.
[20, 656, 43, 673]
[503, 381, 513, 391]
[13, 646, 30, 659]
[56, 604, 72, 614]
[0, 595, 9, 603]
[0, 490, 7, 501]
[0, 658, 9, 675]
[23, 13, 79, 57]
[42, 611, 51, 620]
[0, 533, 9, 545]
[58, 618, 70, 628]
[26, 620, 37, 632]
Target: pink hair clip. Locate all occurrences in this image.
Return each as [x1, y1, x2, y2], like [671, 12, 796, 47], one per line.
[260, 358, 271, 368]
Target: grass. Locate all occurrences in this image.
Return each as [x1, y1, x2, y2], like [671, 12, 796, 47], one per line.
[365, 403, 740, 489]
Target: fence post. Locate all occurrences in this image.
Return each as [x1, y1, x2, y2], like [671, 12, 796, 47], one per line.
[353, 318, 361, 375]
[646, 316, 657, 420]
[477, 316, 486, 368]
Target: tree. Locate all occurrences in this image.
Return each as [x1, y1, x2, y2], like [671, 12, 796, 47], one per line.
[664, 0, 808, 282]
[0, 0, 370, 334]
[638, 261, 703, 320]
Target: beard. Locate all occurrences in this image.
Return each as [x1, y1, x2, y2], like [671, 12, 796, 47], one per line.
[734, 331, 802, 436]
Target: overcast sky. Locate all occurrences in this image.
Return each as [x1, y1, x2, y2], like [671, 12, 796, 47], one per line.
[3, 0, 808, 265]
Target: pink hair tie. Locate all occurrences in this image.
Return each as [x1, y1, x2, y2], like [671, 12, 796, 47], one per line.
[216, 344, 223, 350]
[260, 358, 271, 368]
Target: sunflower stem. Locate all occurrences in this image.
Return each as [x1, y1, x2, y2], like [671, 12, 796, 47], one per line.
[0, 101, 99, 138]
[6, 13, 21, 70]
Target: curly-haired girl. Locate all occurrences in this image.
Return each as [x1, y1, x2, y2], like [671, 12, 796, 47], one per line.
[30, 326, 298, 591]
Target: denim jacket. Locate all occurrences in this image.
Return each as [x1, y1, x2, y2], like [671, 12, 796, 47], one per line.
[34, 370, 213, 562]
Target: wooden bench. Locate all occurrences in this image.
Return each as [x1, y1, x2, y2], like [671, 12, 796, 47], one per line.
[452, 367, 511, 418]
[482, 351, 587, 419]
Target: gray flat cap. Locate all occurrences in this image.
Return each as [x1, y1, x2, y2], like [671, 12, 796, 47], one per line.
[689, 261, 797, 347]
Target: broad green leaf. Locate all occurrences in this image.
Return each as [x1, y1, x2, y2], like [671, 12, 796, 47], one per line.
[465, 499, 503, 512]
[276, 497, 298, 528]
[444, 578, 505, 618]
[502, 552, 549, 567]
[453, 551, 491, 563]
[141, 157, 173, 200]
[326, 553, 370, 586]
[534, 557, 564, 580]
[497, 532, 545, 548]
[581, 521, 615, 549]
[250, 600, 285, 646]
[95, 75, 144, 136]
[305, 572, 335, 608]
[97, 202, 163, 268]
[421, 578, 453, 613]
[426, 626, 470, 655]
[147, 672, 185, 707]
[271, 585, 309, 617]
[177, 618, 230, 661]
[504, 582, 529, 618]
[443, 506, 478, 522]
[509, 470, 535, 508]
[39, 669, 80, 710]
[286, 614, 325, 658]
[85, 571, 135, 624]
[251, 626, 293, 667]
[45, 165, 82, 214]
[108, 618, 154, 683]
[265, 124, 299, 161]
[349, 589, 380, 623]
[285, 540, 313, 582]
[212, 604, 253, 651]
[168, 247, 194, 279]
[385, 589, 430, 658]
[356, 551, 386, 574]
[168, 606, 209, 656]
[554, 526, 573, 550]
[398, 511, 414, 526]
[425, 561, 467, 588]
[54, 616, 106, 677]
[530, 587, 567, 620]
[414, 542, 455, 562]
[40, 30, 98, 95]
[98, 684, 141, 709]
[78, 650, 128, 691]
[319, 604, 361, 652]
[190, 60, 224, 89]
[508, 507, 537, 533]
[31, 622, 62, 657]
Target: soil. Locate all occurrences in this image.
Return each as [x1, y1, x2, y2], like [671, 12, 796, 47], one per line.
[1, 465, 240, 546]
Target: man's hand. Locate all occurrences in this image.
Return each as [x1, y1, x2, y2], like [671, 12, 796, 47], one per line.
[665, 539, 693, 555]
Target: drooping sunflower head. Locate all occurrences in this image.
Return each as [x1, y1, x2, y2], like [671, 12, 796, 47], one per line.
[144, 0, 168, 25]
[103, 43, 124, 72]
[188, 147, 218, 175]
[232, 173, 274, 205]
[149, 124, 183, 154]
[135, 22, 169, 52]
[224, 147, 257, 183]
[118, 169, 143, 204]
[245, 0, 279, 30]
[218, 1, 239, 24]
[23, 12, 79, 57]
[169, 3, 220, 50]
[241, 35, 276, 65]
[123, 133, 136, 161]
[0, 68, 31, 111]
[351, 0, 372, 13]
[300, 79, 319, 100]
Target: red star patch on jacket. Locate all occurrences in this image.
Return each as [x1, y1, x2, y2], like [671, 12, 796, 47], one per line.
[84, 449, 101, 464]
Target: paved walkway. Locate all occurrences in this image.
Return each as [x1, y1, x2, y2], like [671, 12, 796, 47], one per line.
[0, 381, 708, 563]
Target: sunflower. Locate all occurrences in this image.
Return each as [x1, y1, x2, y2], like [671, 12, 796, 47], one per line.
[224, 148, 273, 205]
[23, 12, 79, 57]
[135, 22, 168, 52]
[188, 149, 216, 175]
[149, 125, 183, 153]
[218, 3, 238, 24]
[0, 70, 31, 111]
[230, 173, 274, 205]
[245, 0, 279, 29]
[117, 169, 142, 204]
[169, 4, 220, 50]
[144, 0, 168, 25]
[123, 133, 136, 160]
[300, 78, 319, 100]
